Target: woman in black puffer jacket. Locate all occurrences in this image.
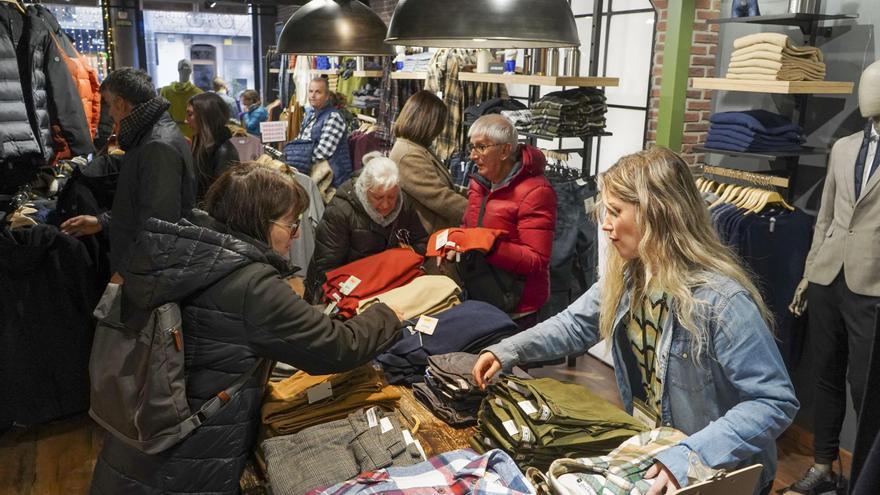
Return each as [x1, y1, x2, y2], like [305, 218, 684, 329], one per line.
[304, 152, 429, 303]
[88, 162, 404, 495]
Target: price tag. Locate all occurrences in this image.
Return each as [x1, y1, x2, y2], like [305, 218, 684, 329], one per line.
[306, 381, 333, 404]
[539, 404, 552, 422]
[434, 229, 450, 251]
[339, 275, 361, 295]
[380, 417, 393, 434]
[457, 379, 469, 391]
[366, 407, 378, 428]
[414, 315, 439, 335]
[259, 121, 288, 143]
[632, 399, 660, 429]
[402, 429, 415, 444]
[517, 400, 537, 416]
[502, 419, 518, 437]
[520, 425, 533, 445]
[495, 398, 504, 407]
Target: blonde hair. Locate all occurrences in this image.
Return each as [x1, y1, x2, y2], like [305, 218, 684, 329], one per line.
[597, 148, 773, 358]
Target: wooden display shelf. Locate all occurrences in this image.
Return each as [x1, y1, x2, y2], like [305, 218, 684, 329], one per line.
[457, 72, 619, 87]
[391, 71, 428, 80]
[353, 70, 383, 78]
[692, 77, 853, 94]
[309, 69, 337, 76]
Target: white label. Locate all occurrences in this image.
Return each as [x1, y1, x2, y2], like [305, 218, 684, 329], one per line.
[517, 400, 537, 416]
[413, 439, 428, 461]
[495, 398, 504, 407]
[402, 428, 415, 444]
[539, 404, 551, 421]
[434, 229, 450, 251]
[576, 178, 587, 187]
[457, 379, 469, 390]
[507, 380, 524, 394]
[502, 419, 518, 437]
[259, 121, 288, 143]
[339, 275, 361, 296]
[306, 381, 333, 404]
[414, 315, 439, 335]
[380, 417, 393, 434]
[520, 425, 533, 445]
[366, 407, 378, 428]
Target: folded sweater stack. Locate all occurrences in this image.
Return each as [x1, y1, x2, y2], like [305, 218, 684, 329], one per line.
[705, 110, 805, 152]
[726, 32, 825, 82]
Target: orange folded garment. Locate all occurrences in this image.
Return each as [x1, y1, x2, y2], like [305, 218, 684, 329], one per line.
[426, 227, 507, 257]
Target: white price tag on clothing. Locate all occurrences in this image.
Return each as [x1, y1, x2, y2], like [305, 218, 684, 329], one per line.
[502, 419, 518, 437]
[306, 381, 333, 404]
[495, 398, 504, 407]
[434, 229, 450, 251]
[366, 407, 378, 428]
[457, 379, 469, 391]
[520, 425, 533, 445]
[539, 404, 552, 422]
[414, 315, 439, 335]
[517, 400, 537, 416]
[259, 121, 288, 143]
[402, 428, 415, 444]
[339, 275, 361, 295]
[380, 417, 394, 434]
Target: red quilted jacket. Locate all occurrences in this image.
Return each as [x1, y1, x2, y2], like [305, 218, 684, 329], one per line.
[462, 145, 557, 314]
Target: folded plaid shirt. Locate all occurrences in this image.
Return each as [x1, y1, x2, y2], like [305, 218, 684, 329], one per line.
[308, 448, 535, 495]
[298, 110, 348, 162]
[547, 428, 687, 495]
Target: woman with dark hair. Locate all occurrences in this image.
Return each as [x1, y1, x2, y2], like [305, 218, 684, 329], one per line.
[239, 89, 268, 137]
[88, 161, 404, 495]
[186, 92, 240, 201]
[390, 90, 467, 233]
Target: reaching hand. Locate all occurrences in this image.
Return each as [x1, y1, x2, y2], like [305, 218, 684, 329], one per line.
[472, 352, 502, 390]
[60, 215, 102, 237]
[644, 462, 680, 495]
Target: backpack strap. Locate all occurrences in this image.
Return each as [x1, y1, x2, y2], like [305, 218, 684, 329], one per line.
[178, 358, 267, 437]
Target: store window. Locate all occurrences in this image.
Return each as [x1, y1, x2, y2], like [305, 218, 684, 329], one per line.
[143, 10, 254, 97]
[44, 3, 110, 80]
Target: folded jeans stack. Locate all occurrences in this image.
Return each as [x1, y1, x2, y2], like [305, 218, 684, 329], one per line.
[322, 247, 425, 319]
[376, 300, 519, 385]
[542, 427, 687, 495]
[705, 109, 805, 152]
[472, 376, 647, 471]
[262, 364, 401, 435]
[412, 352, 486, 427]
[529, 88, 607, 138]
[263, 407, 426, 495]
[726, 32, 825, 81]
[357, 275, 461, 320]
[306, 448, 534, 495]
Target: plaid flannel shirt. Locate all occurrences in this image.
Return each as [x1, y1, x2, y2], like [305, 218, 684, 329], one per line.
[308, 448, 535, 495]
[299, 110, 348, 162]
[546, 428, 687, 495]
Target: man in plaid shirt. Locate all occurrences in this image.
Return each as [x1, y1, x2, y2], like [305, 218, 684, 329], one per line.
[294, 77, 353, 187]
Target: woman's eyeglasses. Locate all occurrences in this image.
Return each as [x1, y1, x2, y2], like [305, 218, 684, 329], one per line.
[271, 215, 303, 238]
[467, 142, 503, 154]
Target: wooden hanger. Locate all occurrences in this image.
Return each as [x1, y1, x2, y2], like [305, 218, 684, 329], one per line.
[0, 0, 27, 15]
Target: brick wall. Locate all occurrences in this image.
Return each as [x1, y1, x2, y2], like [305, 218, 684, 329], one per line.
[645, 0, 721, 165]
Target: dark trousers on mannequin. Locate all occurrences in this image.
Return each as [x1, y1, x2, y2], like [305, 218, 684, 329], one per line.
[808, 271, 880, 464]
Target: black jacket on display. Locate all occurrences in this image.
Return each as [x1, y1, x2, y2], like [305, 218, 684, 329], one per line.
[101, 113, 195, 272]
[305, 179, 429, 302]
[0, 3, 93, 193]
[89, 211, 403, 495]
[0, 224, 99, 426]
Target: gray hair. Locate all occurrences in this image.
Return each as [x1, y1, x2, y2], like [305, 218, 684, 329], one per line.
[356, 152, 400, 193]
[310, 76, 330, 92]
[468, 114, 518, 147]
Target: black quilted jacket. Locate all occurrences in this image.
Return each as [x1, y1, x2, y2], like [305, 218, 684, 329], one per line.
[88, 211, 402, 495]
[0, 4, 93, 192]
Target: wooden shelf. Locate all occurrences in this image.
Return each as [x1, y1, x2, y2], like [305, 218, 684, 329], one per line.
[309, 69, 337, 76]
[458, 72, 619, 87]
[694, 145, 827, 161]
[692, 77, 853, 94]
[391, 71, 428, 80]
[707, 13, 858, 34]
[520, 131, 611, 140]
[353, 70, 383, 78]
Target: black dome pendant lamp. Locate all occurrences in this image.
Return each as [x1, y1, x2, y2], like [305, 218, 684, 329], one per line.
[385, 0, 580, 48]
[278, 0, 395, 56]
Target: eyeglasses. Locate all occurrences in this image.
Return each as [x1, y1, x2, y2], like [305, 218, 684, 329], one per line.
[467, 142, 504, 155]
[271, 215, 302, 238]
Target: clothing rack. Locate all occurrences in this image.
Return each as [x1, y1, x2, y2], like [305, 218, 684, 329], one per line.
[356, 113, 377, 124]
[699, 165, 789, 189]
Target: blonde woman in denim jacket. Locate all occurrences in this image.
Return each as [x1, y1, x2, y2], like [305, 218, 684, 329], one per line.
[475, 148, 798, 495]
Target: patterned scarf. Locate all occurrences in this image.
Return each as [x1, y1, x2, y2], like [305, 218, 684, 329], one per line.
[118, 97, 171, 151]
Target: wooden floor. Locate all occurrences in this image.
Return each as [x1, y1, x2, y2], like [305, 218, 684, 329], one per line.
[0, 355, 851, 494]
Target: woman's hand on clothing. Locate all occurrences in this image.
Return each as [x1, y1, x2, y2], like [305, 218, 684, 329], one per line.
[643, 461, 680, 494]
[473, 352, 502, 390]
[61, 215, 103, 237]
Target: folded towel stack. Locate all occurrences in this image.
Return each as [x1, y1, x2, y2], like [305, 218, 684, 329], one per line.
[705, 110, 806, 152]
[726, 33, 825, 81]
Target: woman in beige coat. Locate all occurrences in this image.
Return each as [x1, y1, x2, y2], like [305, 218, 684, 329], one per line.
[390, 91, 467, 234]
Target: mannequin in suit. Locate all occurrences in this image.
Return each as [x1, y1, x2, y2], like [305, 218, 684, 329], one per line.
[787, 59, 880, 494]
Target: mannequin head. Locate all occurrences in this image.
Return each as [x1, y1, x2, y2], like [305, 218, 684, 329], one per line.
[177, 59, 193, 84]
[858, 59, 880, 121]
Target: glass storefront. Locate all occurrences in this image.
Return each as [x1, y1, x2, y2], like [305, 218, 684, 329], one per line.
[44, 3, 110, 80]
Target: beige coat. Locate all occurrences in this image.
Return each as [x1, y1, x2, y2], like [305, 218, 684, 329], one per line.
[390, 138, 468, 234]
[804, 130, 880, 296]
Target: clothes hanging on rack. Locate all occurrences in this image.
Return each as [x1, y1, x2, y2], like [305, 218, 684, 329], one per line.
[376, 64, 424, 141]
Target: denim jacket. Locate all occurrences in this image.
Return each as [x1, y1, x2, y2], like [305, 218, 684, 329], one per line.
[483, 273, 798, 492]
